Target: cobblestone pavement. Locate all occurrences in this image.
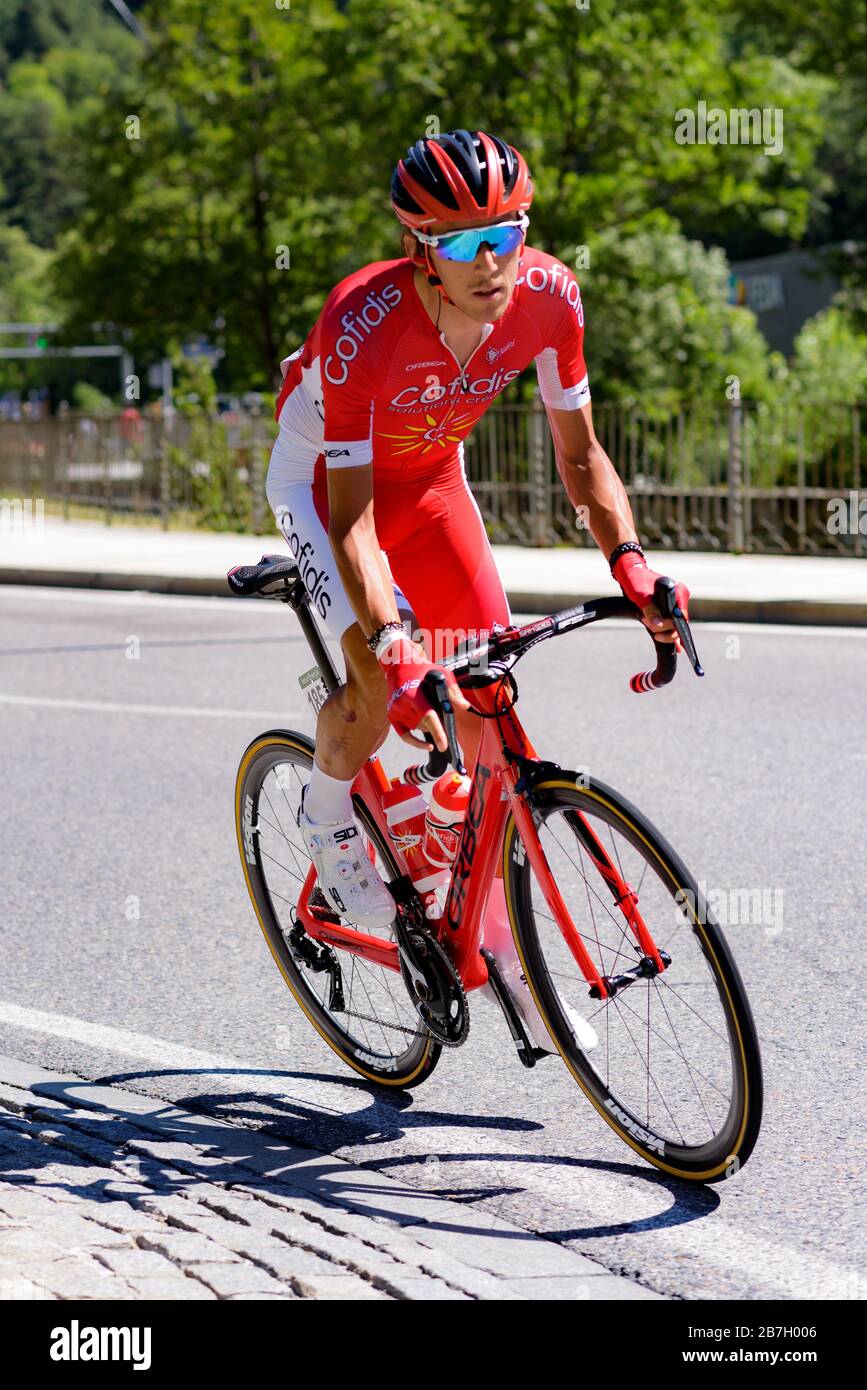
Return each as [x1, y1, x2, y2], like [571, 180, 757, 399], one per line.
[0, 1060, 661, 1301]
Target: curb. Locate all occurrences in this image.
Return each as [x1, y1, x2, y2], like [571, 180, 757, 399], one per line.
[506, 590, 867, 627]
[0, 1053, 661, 1302]
[2, 568, 867, 626]
[0, 568, 222, 599]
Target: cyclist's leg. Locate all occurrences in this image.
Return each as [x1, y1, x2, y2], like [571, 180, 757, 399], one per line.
[384, 461, 514, 942]
[266, 475, 399, 922]
[267, 474, 411, 788]
[385, 461, 511, 774]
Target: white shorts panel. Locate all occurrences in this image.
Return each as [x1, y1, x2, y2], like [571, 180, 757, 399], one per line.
[268, 481, 413, 643]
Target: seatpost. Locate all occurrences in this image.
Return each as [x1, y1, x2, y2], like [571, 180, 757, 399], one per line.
[286, 582, 342, 695]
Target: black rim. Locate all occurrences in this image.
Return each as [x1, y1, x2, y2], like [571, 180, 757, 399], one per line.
[507, 779, 762, 1177]
[237, 733, 439, 1081]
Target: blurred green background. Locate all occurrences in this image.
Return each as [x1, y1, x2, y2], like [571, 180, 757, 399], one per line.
[1, 0, 864, 409]
[0, 1, 864, 552]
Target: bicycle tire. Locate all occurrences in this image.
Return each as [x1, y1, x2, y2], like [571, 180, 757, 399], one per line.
[235, 729, 441, 1088]
[502, 775, 763, 1182]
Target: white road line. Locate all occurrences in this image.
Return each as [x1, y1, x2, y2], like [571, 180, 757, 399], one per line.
[0, 585, 283, 615]
[0, 1000, 863, 1298]
[0, 692, 305, 720]
[1, 585, 866, 637]
[0, 1002, 338, 1113]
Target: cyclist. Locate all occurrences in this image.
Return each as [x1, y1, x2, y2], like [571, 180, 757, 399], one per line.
[267, 129, 689, 935]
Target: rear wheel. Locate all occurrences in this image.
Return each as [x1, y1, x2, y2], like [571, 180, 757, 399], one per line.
[503, 776, 763, 1181]
[235, 730, 440, 1088]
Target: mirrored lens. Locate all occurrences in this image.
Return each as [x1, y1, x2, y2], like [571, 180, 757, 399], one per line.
[434, 223, 524, 262]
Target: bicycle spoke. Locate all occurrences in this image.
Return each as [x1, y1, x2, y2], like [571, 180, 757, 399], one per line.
[547, 821, 639, 966]
[612, 990, 730, 1108]
[649, 983, 720, 1131]
[605, 993, 686, 1142]
[522, 794, 740, 1151]
[241, 749, 425, 1074]
[260, 785, 308, 879]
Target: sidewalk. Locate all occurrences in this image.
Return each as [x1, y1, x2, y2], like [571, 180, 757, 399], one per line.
[2, 516, 866, 623]
[0, 1054, 659, 1301]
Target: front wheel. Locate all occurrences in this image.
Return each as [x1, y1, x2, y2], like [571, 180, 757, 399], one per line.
[503, 776, 763, 1182]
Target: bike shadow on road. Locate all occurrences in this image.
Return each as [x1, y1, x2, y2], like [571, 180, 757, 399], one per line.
[0, 1069, 721, 1249]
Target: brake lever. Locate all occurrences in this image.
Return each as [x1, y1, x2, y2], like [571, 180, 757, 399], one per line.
[654, 576, 705, 678]
[421, 670, 467, 776]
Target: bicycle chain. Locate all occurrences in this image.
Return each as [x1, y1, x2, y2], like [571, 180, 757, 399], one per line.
[339, 1009, 428, 1041]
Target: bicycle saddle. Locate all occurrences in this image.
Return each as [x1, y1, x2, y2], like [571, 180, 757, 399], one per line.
[227, 553, 301, 596]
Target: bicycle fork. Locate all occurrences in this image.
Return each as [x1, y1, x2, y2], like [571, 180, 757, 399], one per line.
[505, 767, 669, 1002]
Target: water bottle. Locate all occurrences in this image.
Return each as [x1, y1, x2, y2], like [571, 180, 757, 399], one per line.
[382, 778, 449, 920]
[423, 771, 472, 868]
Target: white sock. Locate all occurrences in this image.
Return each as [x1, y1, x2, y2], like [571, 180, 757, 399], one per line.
[304, 763, 355, 824]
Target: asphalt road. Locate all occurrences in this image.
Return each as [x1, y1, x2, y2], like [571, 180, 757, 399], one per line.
[1, 583, 865, 1301]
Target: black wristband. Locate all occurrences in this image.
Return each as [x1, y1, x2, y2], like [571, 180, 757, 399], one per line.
[609, 541, 645, 573]
[366, 620, 406, 655]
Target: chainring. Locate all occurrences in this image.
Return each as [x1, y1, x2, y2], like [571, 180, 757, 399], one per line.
[397, 927, 469, 1048]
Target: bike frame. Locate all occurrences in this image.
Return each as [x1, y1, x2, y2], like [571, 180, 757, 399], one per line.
[294, 670, 665, 1000]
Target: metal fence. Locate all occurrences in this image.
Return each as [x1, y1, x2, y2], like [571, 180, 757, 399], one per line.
[0, 399, 863, 555]
[465, 399, 864, 556]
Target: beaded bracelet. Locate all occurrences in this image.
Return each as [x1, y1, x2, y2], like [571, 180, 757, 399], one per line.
[366, 620, 406, 655]
[608, 541, 645, 572]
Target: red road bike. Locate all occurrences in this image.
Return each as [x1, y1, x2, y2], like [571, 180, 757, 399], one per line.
[230, 555, 762, 1183]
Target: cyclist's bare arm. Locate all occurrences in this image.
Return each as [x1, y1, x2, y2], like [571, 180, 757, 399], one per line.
[545, 401, 679, 643]
[545, 400, 635, 556]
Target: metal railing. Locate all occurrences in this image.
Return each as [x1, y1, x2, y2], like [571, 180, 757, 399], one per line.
[0, 399, 863, 555]
[464, 398, 864, 556]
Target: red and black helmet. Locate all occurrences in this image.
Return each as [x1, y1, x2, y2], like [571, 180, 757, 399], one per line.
[391, 129, 534, 229]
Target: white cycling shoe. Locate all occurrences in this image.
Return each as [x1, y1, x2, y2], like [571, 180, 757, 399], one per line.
[298, 785, 396, 931]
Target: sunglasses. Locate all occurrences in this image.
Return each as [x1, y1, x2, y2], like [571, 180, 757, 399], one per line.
[414, 214, 529, 262]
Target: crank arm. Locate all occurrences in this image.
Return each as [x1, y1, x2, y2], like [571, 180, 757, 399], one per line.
[480, 947, 544, 1069]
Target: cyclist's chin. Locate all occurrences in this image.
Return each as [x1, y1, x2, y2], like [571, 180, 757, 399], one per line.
[457, 286, 512, 320]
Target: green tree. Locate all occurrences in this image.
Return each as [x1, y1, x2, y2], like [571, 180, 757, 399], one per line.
[786, 307, 867, 404]
[568, 220, 779, 407]
[54, 0, 353, 389]
[47, 0, 847, 398]
[0, 0, 143, 72]
[0, 222, 53, 319]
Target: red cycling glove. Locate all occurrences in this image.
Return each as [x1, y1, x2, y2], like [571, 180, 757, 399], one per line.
[377, 635, 457, 739]
[613, 550, 691, 625]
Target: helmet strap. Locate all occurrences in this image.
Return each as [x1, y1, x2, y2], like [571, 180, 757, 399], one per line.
[422, 245, 455, 308]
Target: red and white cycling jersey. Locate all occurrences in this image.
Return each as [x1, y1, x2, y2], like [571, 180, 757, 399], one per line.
[271, 247, 590, 485]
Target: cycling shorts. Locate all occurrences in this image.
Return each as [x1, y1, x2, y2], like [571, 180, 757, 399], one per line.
[266, 454, 511, 659]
